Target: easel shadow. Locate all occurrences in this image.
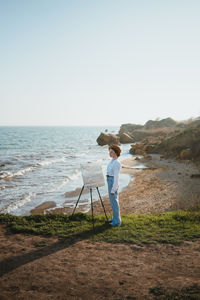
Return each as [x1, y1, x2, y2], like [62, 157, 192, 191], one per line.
[0, 219, 110, 278]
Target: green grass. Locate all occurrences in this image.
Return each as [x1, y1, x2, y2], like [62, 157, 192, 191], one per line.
[1, 207, 200, 246]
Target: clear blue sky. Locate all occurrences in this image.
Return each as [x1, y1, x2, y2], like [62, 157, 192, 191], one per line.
[0, 0, 200, 126]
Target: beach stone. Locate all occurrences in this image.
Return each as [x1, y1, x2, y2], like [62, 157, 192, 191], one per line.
[129, 144, 146, 155]
[135, 157, 140, 160]
[179, 148, 193, 160]
[30, 201, 56, 214]
[191, 174, 200, 178]
[96, 132, 120, 146]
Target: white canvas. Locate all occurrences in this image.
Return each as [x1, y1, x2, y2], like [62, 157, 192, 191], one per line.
[80, 162, 105, 188]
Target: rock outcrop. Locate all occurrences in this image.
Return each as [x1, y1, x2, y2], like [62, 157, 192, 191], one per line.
[118, 123, 143, 136]
[97, 117, 200, 162]
[129, 126, 200, 162]
[118, 117, 200, 144]
[143, 117, 177, 129]
[129, 136, 163, 155]
[118, 118, 179, 142]
[148, 127, 200, 161]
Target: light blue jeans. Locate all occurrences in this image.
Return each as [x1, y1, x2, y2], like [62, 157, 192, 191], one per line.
[107, 176, 121, 225]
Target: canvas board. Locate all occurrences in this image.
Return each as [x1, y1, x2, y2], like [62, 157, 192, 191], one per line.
[80, 162, 105, 188]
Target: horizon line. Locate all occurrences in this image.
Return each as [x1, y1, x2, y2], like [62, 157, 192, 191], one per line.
[0, 124, 122, 127]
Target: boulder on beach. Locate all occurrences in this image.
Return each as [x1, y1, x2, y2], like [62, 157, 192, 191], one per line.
[135, 156, 140, 160]
[178, 148, 193, 160]
[96, 132, 120, 146]
[119, 132, 135, 143]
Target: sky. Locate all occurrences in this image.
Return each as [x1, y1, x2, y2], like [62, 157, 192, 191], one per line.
[0, 0, 200, 126]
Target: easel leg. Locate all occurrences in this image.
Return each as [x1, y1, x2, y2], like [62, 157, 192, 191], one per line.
[90, 188, 95, 233]
[96, 187, 109, 222]
[72, 186, 85, 215]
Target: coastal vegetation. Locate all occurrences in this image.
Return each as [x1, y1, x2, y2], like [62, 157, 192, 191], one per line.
[1, 204, 200, 246]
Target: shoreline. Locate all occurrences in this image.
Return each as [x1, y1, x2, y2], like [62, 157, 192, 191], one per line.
[88, 155, 200, 215]
[30, 155, 143, 215]
[31, 154, 200, 215]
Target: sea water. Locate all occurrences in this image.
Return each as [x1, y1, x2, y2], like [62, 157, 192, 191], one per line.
[0, 126, 146, 215]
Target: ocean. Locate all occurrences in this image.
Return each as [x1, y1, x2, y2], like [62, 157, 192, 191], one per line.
[0, 126, 145, 216]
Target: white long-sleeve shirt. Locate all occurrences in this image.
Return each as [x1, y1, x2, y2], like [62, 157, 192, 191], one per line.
[106, 158, 121, 193]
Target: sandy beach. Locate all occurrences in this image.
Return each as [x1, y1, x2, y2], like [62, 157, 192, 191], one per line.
[90, 154, 200, 216]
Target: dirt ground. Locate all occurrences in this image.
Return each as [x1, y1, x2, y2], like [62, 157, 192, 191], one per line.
[0, 224, 200, 300]
[0, 155, 200, 299]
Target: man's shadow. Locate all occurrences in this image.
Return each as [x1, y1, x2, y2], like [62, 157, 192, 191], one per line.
[0, 216, 110, 277]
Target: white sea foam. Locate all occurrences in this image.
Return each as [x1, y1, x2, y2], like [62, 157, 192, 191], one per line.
[68, 153, 87, 158]
[45, 178, 70, 194]
[66, 169, 81, 181]
[35, 157, 65, 167]
[0, 157, 66, 180]
[0, 191, 36, 214]
[0, 170, 14, 179]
